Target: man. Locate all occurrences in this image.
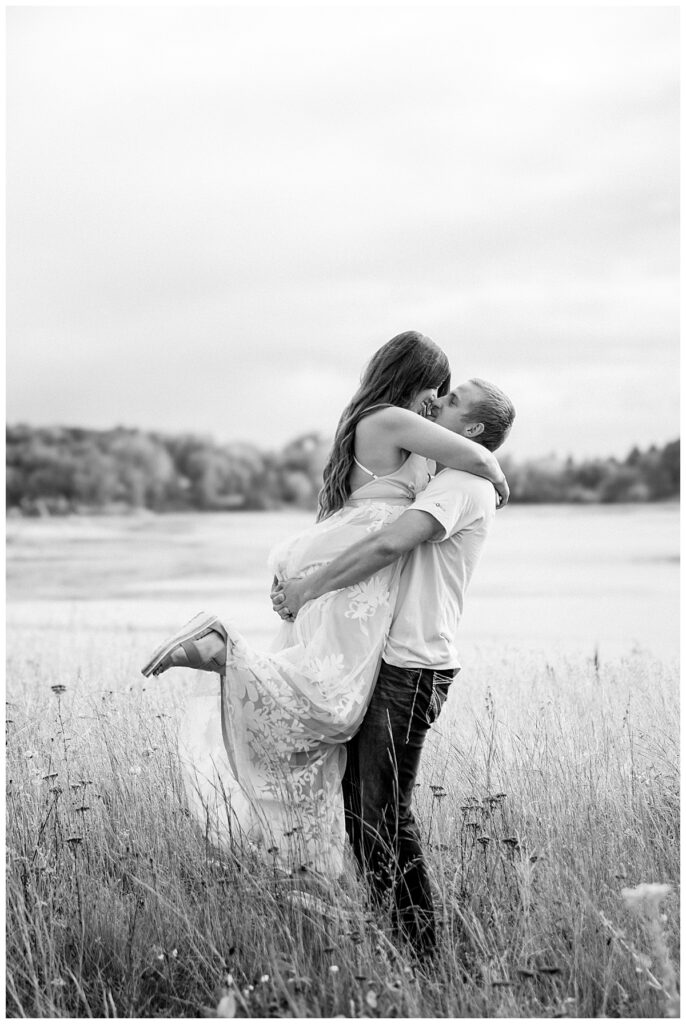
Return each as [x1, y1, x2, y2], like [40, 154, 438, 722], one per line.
[272, 377, 515, 955]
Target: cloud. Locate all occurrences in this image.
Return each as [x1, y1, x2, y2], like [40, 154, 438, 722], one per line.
[6, 6, 679, 458]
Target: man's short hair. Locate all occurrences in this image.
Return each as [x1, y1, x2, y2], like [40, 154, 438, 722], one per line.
[467, 378, 516, 451]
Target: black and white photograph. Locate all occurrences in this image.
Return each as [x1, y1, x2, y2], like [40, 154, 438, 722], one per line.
[5, 4, 680, 1019]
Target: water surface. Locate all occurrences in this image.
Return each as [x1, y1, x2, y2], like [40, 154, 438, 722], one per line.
[6, 504, 679, 659]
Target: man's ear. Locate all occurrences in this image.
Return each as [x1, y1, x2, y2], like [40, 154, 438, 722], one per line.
[465, 421, 484, 439]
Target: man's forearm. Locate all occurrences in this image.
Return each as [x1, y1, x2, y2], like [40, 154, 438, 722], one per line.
[299, 533, 401, 603]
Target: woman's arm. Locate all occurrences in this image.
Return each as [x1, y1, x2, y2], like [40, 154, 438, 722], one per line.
[372, 407, 509, 505]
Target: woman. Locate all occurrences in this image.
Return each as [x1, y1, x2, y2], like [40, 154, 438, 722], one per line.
[143, 331, 508, 876]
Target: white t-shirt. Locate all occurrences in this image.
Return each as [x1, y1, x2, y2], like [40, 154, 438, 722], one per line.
[383, 468, 496, 671]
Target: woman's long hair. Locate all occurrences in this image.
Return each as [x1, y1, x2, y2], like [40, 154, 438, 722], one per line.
[317, 331, 451, 520]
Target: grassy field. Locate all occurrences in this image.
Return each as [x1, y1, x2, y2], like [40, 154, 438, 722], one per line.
[6, 610, 679, 1018]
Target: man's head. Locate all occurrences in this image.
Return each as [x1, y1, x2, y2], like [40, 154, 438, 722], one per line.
[430, 378, 515, 451]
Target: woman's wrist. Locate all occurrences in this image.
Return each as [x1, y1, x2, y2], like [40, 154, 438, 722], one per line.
[478, 449, 501, 484]
[492, 466, 506, 488]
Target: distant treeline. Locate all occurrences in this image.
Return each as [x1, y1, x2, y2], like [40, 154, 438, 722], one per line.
[5, 424, 680, 516]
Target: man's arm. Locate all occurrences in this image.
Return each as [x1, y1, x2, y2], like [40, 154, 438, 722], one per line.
[271, 509, 443, 619]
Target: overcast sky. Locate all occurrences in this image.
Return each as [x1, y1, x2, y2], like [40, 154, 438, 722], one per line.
[6, 6, 679, 459]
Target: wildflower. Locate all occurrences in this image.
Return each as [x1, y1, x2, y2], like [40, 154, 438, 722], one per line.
[260, 974, 270, 984]
[366, 990, 378, 1009]
[216, 991, 237, 1017]
[128, 766, 142, 776]
[171, 948, 178, 958]
[329, 965, 339, 974]
[622, 883, 672, 914]
[51, 685, 67, 696]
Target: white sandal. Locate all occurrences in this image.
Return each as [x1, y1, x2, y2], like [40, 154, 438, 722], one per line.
[141, 612, 227, 677]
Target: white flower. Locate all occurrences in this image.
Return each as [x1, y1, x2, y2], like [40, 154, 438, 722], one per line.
[128, 766, 142, 776]
[622, 883, 672, 915]
[216, 992, 236, 1017]
[345, 576, 389, 622]
[306, 654, 346, 685]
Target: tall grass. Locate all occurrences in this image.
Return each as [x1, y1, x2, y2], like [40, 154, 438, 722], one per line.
[5, 621, 679, 1018]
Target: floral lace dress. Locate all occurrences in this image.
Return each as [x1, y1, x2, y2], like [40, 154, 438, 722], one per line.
[179, 453, 431, 876]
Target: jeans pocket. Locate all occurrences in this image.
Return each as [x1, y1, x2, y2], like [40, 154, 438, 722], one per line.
[426, 680, 451, 725]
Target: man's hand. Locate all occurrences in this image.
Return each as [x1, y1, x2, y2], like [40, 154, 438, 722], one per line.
[271, 576, 309, 620]
[270, 575, 292, 620]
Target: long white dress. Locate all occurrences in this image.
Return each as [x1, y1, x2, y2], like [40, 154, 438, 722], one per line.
[179, 453, 431, 876]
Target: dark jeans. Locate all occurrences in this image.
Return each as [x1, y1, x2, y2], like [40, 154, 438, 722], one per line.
[342, 660, 455, 953]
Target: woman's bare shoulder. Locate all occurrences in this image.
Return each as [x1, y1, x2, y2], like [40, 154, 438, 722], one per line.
[355, 405, 413, 432]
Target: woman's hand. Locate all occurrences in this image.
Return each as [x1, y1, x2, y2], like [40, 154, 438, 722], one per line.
[271, 576, 309, 620]
[494, 473, 510, 509]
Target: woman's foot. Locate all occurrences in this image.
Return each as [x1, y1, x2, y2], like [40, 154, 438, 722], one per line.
[141, 612, 227, 677]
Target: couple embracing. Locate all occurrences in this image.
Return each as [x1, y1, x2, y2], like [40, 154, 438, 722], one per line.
[142, 331, 515, 956]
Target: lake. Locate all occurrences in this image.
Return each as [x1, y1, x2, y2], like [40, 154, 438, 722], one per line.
[5, 503, 680, 662]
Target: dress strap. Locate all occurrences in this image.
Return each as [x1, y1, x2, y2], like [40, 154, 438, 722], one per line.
[352, 455, 378, 481]
[358, 401, 401, 481]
